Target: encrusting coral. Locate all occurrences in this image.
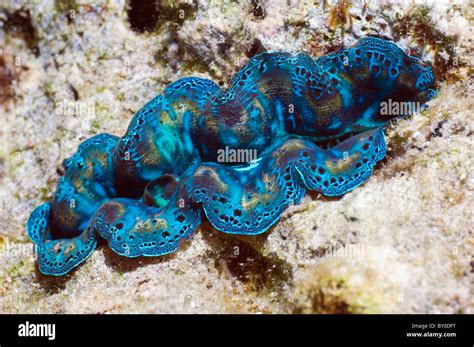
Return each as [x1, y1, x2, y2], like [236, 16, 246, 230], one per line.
[0, 0, 471, 313]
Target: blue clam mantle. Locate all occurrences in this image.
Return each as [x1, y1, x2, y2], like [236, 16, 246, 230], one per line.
[27, 36, 436, 276]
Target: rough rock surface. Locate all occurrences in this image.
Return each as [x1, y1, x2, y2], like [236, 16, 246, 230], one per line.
[0, 0, 472, 313]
